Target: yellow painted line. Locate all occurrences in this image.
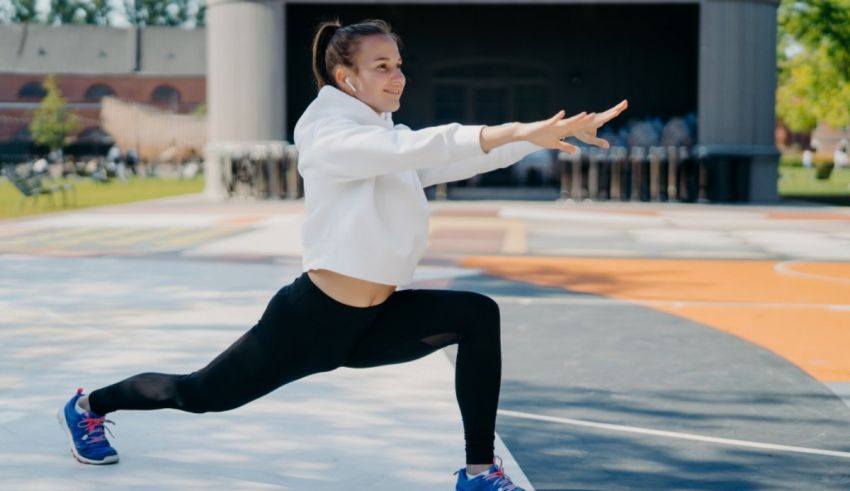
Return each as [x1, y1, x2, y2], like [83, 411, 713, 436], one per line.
[155, 226, 242, 249]
[462, 256, 850, 382]
[0, 226, 103, 249]
[44, 227, 140, 247]
[99, 227, 186, 246]
[0, 226, 92, 244]
[63, 227, 151, 246]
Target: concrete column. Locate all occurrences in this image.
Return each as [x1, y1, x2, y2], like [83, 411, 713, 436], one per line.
[204, 0, 286, 200]
[698, 0, 780, 202]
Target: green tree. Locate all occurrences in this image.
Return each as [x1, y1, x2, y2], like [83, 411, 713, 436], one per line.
[779, 0, 850, 75]
[84, 0, 112, 25]
[195, 0, 204, 27]
[48, 0, 88, 24]
[10, 0, 39, 22]
[124, 0, 191, 27]
[29, 75, 80, 152]
[46, 0, 112, 25]
[777, 0, 850, 132]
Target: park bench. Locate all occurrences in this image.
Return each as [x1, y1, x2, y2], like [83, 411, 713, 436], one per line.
[1, 167, 77, 209]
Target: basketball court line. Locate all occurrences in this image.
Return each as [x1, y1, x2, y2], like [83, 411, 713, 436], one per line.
[498, 409, 850, 460]
[775, 260, 850, 285]
[491, 295, 850, 311]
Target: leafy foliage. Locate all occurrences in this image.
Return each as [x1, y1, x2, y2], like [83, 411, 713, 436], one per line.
[9, 0, 38, 22]
[123, 0, 191, 27]
[4, 0, 205, 26]
[29, 75, 80, 152]
[777, 0, 850, 132]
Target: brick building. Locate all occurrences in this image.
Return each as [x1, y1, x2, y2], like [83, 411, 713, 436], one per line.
[0, 23, 205, 158]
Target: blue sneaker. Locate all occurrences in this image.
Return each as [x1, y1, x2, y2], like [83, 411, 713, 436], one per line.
[454, 455, 525, 490]
[57, 388, 119, 465]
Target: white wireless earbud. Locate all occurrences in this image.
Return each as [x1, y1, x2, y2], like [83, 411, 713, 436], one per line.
[345, 77, 357, 93]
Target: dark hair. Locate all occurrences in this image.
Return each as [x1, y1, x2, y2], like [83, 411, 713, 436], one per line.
[310, 18, 403, 91]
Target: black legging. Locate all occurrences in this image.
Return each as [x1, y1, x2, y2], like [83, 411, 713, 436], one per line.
[89, 271, 502, 464]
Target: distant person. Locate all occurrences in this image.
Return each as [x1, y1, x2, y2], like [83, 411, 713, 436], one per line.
[107, 145, 126, 181]
[107, 144, 121, 165]
[834, 142, 848, 169]
[802, 148, 813, 171]
[47, 148, 63, 165]
[31, 158, 48, 176]
[125, 149, 138, 176]
[58, 18, 627, 490]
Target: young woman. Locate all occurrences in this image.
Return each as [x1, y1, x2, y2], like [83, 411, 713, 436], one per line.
[59, 18, 627, 490]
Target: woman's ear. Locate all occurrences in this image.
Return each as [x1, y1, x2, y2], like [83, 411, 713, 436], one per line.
[345, 77, 357, 93]
[334, 68, 356, 94]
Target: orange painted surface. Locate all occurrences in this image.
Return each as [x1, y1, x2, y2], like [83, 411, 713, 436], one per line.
[766, 211, 850, 221]
[461, 256, 850, 382]
[217, 215, 267, 225]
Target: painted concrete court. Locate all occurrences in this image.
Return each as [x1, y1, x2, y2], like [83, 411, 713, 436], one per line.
[1, 194, 849, 490]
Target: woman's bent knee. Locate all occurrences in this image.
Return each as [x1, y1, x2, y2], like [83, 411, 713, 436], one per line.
[460, 292, 500, 337]
[467, 292, 499, 320]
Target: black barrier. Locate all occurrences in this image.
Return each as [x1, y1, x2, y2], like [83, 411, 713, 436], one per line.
[694, 145, 779, 203]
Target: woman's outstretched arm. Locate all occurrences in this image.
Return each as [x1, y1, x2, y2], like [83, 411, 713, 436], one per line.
[416, 99, 629, 188]
[415, 124, 544, 188]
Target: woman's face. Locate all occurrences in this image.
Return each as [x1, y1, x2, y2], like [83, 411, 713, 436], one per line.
[337, 34, 405, 115]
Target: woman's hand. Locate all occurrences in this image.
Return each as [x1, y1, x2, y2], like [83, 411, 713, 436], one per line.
[516, 100, 628, 153]
[572, 100, 629, 149]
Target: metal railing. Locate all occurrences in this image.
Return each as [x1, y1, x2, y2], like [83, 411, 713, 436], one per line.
[203, 142, 777, 204]
[206, 141, 302, 200]
[555, 145, 706, 203]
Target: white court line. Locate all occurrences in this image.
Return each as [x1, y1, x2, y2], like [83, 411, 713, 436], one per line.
[774, 260, 850, 286]
[497, 409, 850, 460]
[490, 295, 850, 311]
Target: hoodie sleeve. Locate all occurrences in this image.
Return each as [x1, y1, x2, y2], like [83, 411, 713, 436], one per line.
[299, 117, 488, 181]
[411, 123, 546, 188]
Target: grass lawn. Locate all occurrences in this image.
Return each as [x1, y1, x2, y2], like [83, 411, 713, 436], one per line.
[778, 167, 850, 197]
[0, 175, 205, 220]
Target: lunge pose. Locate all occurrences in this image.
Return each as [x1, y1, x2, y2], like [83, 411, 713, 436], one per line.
[59, 18, 627, 490]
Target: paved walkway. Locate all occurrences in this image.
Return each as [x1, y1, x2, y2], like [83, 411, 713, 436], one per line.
[2, 194, 850, 489]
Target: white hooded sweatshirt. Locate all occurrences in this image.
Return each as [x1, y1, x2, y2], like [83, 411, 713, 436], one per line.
[293, 84, 544, 286]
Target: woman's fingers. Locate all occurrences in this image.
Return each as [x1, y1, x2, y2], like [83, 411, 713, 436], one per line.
[598, 100, 629, 121]
[560, 111, 587, 125]
[559, 141, 579, 153]
[547, 100, 625, 150]
[549, 109, 565, 122]
[591, 137, 610, 149]
[560, 112, 594, 130]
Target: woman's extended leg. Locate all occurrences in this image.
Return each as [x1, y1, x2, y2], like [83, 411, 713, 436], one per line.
[86, 276, 370, 416]
[343, 288, 502, 467]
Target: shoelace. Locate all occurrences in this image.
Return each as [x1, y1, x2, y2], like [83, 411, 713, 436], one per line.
[483, 465, 520, 491]
[77, 414, 115, 446]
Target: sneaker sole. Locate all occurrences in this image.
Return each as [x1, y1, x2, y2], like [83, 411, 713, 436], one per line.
[56, 408, 119, 465]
